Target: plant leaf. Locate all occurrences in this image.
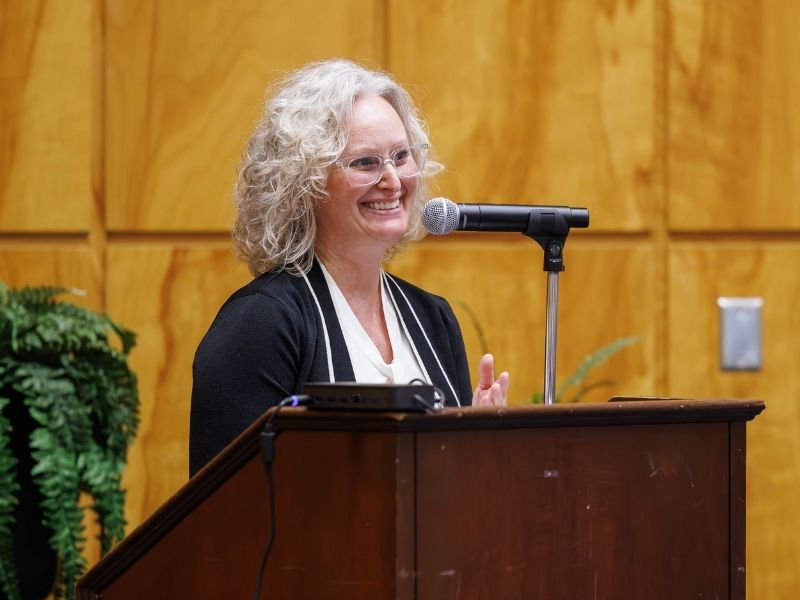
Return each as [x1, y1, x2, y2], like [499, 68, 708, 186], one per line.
[0, 282, 139, 599]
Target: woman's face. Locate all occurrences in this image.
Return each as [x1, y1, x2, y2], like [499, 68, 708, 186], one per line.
[317, 93, 418, 259]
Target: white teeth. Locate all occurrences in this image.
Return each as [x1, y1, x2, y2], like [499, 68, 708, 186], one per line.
[363, 199, 400, 210]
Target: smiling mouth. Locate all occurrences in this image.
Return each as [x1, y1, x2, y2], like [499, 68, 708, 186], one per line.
[362, 198, 401, 211]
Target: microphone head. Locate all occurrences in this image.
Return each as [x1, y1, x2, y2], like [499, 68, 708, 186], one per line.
[421, 197, 459, 235]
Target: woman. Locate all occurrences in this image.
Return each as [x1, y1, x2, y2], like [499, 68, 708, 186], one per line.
[190, 60, 509, 475]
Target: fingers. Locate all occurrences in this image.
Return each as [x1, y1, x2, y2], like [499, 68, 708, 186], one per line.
[472, 386, 486, 406]
[477, 354, 495, 390]
[472, 381, 508, 406]
[498, 371, 510, 400]
[472, 382, 490, 406]
[473, 382, 505, 406]
[488, 382, 505, 406]
[472, 355, 510, 407]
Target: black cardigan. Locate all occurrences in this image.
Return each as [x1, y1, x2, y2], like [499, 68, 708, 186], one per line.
[189, 260, 472, 475]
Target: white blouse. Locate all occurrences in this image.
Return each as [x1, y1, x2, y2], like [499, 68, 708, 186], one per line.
[319, 261, 427, 385]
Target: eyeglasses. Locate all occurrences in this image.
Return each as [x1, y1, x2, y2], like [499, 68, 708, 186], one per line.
[333, 144, 428, 187]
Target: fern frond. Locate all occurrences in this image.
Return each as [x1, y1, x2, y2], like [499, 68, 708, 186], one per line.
[80, 443, 127, 554]
[26, 380, 89, 600]
[527, 336, 641, 404]
[0, 396, 21, 600]
[556, 336, 641, 400]
[1, 283, 138, 597]
[4, 285, 70, 313]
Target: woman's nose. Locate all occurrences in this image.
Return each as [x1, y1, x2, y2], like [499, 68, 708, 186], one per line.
[377, 160, 402, 189]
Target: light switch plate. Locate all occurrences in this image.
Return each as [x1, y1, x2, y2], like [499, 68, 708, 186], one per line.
[717, 297, 763, 371]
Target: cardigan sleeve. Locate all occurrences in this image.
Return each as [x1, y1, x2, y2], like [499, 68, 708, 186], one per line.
[189, 291, 305, 475]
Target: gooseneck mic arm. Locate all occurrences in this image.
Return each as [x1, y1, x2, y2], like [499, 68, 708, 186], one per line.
[421, 198, 591, 405]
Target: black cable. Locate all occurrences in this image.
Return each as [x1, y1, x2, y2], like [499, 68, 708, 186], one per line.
[253, 459, 275, 600]
[253, 394, 312, 600]
[412, 393, 438, 412]
[431, 385, 446, 408]
[407, 379, 441, 412]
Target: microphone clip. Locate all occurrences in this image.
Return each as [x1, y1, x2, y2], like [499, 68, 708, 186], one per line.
[524, 212, 570, 273]
[534, 237, 566, 273]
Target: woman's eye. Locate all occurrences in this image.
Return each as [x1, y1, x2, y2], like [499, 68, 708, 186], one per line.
[349, 156, 381, 170]
[393, 148, 411, 164]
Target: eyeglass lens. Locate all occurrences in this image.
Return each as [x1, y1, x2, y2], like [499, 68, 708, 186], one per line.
[345, 146, 426, 186]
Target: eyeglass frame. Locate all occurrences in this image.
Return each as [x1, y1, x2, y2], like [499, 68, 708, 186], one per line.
[332, 143, 429, 187]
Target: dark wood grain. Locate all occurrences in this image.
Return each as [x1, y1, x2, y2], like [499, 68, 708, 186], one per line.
[729, 422, 746, 598]
[77, 399, 762, 599]
[81, 430, 415, 599]
[415, 423, 730, 598]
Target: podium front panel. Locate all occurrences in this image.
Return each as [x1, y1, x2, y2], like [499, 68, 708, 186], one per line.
[415, 421, 733, 598]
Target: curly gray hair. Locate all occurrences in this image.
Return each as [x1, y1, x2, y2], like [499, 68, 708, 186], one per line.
[233, 59, 439, 276]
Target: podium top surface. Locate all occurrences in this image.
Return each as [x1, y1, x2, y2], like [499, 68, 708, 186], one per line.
[273, 397, 765, 432]
[191, 398, 762, 495]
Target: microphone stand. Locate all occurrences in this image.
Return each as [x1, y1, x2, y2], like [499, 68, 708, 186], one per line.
[524, 218, 572, 406]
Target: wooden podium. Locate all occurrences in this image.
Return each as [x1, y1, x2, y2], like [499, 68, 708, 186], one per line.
[77, 398, 763, 599]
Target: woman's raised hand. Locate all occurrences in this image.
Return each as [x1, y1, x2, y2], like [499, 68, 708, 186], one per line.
[471, 353, 510, 406]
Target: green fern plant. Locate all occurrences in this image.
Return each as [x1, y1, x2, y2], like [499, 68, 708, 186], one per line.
[0, 283, 139, 600]
[452, 299, 639, 404]
[530, 336, 641, 403]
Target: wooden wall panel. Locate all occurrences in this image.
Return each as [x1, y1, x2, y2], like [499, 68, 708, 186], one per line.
[0, 1, 92, 232]
[669, 1, 800, 230]
[388, 0, 658, 232]
[3, 1, 795, 596]
[669, 244, 800, 598]
[389, 237, 655, 403]
[0, 246, 102, 310]
[106, 245, 250, 527]
[104, 0, 385, 232]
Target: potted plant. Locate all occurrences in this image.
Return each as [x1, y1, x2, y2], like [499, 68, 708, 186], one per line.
[0, 284, 139, 600]
[529, 336, 641, 403]
[453, 299, 640, 404]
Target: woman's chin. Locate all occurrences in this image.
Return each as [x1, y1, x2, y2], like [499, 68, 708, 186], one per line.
[359, 212, 407, 241]
[357, 224, 406, 251]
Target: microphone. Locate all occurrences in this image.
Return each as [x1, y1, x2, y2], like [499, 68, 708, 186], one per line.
[421, 197, 590, 236]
